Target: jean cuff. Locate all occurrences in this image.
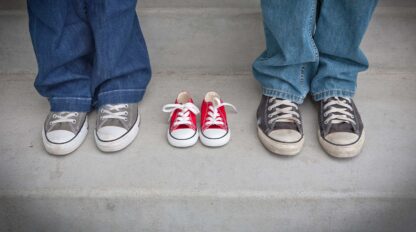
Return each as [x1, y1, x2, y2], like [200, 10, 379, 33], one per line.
[262, 87, 305, 104]
[313, 89, 355, 102]
[97, 89, 146, 108]
[49, 97, 92, 112]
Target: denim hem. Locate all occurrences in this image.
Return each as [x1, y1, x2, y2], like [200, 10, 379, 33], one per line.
[49, 97, 92, 112]
[262, 88, 305, 104]
[97, 89, 146, 108]
[313, 89, 355, 102]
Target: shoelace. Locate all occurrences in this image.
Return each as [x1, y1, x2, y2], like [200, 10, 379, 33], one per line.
[50, 112, 79, 125]
[323, 97, 356, 125]
[100, 104, 129, 121]
[205, 97, 237, 126]
[162, 102, 200, 127]
[267, 98, 300, 125]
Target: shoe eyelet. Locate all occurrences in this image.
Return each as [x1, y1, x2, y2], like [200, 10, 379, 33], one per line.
[74, 112, 79, 116]
[125, 104, 128, 108]
[52, 114, 57, 118]
[49, 122, 53, 125]
[124, 112, 128, 116]
[123, 118, 128, 121]
[72, 120, 76, 124]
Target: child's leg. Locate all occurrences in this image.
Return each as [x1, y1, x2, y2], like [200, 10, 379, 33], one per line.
[86, 0, 151, 108]
[28, 0, 94, 112]
[253, 0, 319, 104]
[311, 0, 378, 101]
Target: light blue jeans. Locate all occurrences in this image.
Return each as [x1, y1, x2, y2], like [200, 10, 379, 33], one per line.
[253, 0, 378, 103]
[28, 0, 151, 112]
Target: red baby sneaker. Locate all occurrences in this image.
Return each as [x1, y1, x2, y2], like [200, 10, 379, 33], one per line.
[162, 91, 200, 148]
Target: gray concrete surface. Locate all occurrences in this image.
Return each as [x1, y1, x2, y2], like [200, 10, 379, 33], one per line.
[1, 0, 416, 10]
[1, 71, 416, 231]
[1, 7, 416, 75]
[1, 1, 416, 232]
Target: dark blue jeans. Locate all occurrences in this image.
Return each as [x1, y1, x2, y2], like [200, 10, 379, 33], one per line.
[27, 0, 151, 112]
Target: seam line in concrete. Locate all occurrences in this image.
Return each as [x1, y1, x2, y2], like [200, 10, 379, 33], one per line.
[1, 6, 416, 16]
[1, 189, 416, 200]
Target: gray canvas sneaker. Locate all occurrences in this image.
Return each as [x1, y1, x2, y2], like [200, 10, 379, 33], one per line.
[42, 112, 88, 155]
[318, 97, 365, 158]
[257, 95, 304, 156]
[95, 103, 140, 152]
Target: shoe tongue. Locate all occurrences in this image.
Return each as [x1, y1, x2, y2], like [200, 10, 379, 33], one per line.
[101, 118, 127, 128]
[329, 122, 355, 134]
[49, 122, 77, 133]
[272, 122, 299, 131]
[208, 98, 221, 108]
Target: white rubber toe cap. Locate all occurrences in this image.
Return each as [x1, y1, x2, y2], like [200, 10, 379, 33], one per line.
[97, 126, 127, 141]
[325, 132, 359, 145]
[202, 128, 227, 139]
[171, 128, 196, 140]
[268, 129, 302, 143]
[46, 130, 76, 143]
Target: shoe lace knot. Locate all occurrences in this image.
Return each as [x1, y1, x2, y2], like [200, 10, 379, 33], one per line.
[50, 112, 79, 125]
[163, 102, 200, 126]
[100, 104, 129, 121]
[267, 98, 300, 125]
[323, 97, 356, 125]
[206, 97, 237, 126]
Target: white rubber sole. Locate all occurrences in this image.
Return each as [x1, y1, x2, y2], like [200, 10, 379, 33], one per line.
[318, 130, 366, 158]
[42, 117, 89, 156]
[257, 127, 304, 156]
[95, 115, 140, 153]
[199, 130, 231, 147]
[167, 130, 199, 148]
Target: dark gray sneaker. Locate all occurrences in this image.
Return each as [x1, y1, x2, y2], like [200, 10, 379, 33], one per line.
[318, 97, 365, 158]
[42, 112, 88, 155]
[95, 103, 140, 152]
[257, 95, 304, 156]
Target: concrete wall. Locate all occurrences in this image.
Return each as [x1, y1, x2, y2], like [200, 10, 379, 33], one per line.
[2, 4, 416, 75]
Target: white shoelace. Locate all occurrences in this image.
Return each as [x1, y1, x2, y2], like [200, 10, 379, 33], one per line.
[162, 102, 200, 127]
[323, 97, 355, 125]
[100, 104, 129, 121]
[205, 98, 237, 126]
[267, 98, 300, 125]
[50, 112, 79, 125]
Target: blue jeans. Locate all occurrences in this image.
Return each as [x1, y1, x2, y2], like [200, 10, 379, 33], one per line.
[27, 0, 151, 112]
[253, 0, 378, 103]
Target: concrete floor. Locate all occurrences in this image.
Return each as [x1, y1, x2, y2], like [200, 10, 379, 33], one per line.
[1, 71, 416, 231]
[1, 2, 416, 232]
